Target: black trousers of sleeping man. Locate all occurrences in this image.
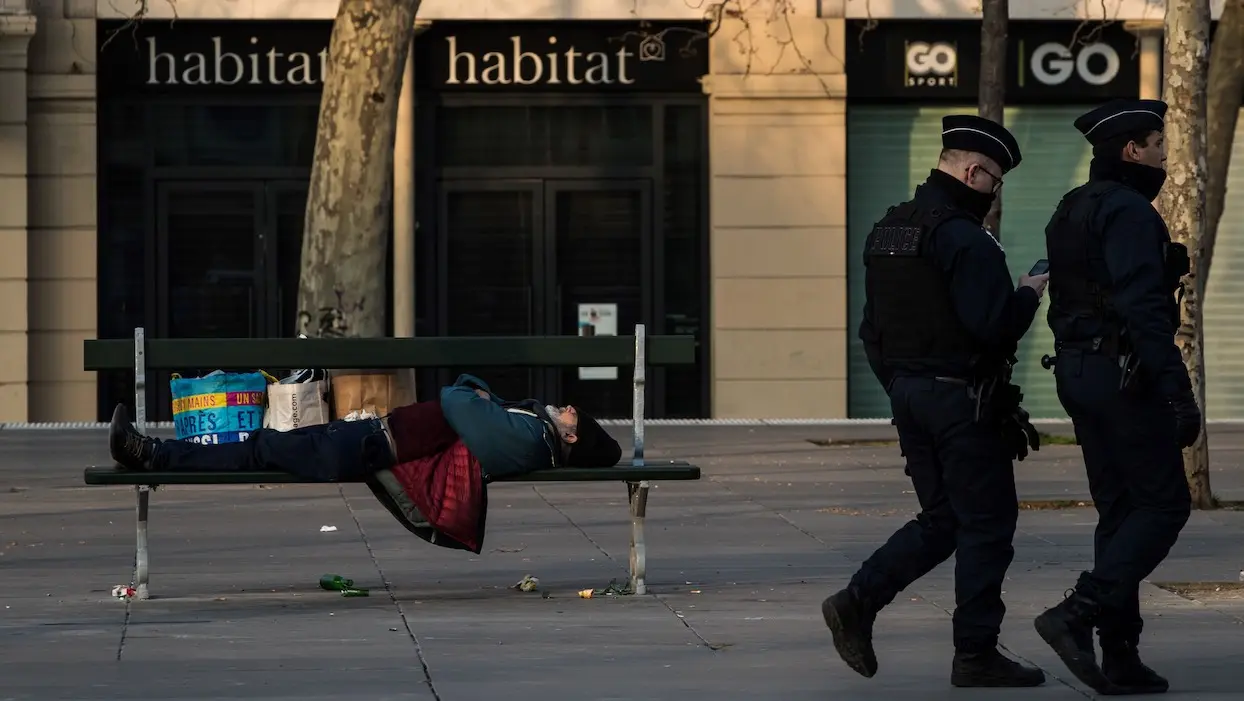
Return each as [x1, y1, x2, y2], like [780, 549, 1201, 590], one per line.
[849, 376, 1020, 653]
[151, 419, 395, 483]
[1054, 350, 1191, 643]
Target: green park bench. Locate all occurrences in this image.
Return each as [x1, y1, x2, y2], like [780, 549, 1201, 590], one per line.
[82, 324, 702, 600]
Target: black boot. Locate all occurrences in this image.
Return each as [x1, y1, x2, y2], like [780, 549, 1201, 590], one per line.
[822, 587, 879, 678]
[950, 648, 1046, 687]
[109, 404, 158, 471]
[1100, 638, 1169, 694]
[1035, 588, 1120, 693]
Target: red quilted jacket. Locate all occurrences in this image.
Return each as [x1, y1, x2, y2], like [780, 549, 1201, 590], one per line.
[365, 399, 487, 553]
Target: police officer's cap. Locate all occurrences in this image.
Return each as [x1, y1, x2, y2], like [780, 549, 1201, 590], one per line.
[941, 115, 1022, 174]
[1073, 99, 1167, 146]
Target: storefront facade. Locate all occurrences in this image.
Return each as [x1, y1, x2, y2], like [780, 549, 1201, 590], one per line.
[93, 18, 711, 421]
[19, 0, 1237, 422]
[843, 16, 1244, 421]
[9, 0, 849, 422]
[844, 20, 1144, 419]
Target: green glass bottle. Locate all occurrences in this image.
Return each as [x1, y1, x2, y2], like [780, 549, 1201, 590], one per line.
[319, 574, 354, 591]
[340, 588, 370, 598]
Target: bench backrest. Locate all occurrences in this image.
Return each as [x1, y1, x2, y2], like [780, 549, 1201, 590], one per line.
[83, 325, 696, 467]
[83, 332, 696, 371]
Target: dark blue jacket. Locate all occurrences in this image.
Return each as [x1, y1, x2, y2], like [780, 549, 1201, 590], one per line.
[438, 374, 559, 479]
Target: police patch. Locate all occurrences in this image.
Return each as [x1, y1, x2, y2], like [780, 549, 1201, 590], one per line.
[865, 226, 923, 257]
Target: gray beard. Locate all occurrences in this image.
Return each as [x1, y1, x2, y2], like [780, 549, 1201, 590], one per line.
[545, 405, 570, 441]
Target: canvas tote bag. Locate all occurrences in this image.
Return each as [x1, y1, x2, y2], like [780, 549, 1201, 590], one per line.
[264, 378, 332, 431]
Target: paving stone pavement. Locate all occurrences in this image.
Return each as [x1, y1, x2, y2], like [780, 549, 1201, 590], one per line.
[2, 425, 1242, 701]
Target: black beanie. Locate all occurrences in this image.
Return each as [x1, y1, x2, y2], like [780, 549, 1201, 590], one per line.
[566, 411, 622, 468]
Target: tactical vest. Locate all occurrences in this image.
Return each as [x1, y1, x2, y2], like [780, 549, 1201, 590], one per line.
[1044, 181, 1125, 345]
[863, 200, 977, 366]
[1046, 179, 1194, 352]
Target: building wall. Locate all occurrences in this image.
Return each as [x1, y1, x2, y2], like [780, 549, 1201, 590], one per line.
[0, 7, 35, 422]
[28, 0, 96, 421]
[2, 0, 1224, 421]
[94, 0, 1222, 21]
[706, 10, 848, 418]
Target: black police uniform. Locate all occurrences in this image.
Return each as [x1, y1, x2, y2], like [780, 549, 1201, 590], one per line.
[1035, 99, 1198, 695]
[822, 115, 1045, 688]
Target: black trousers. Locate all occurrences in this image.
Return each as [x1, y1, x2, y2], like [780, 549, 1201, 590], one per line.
[152, 419, 396, 483]
[1055, 350, 1191, 642]
[850, 376, 1019, 652]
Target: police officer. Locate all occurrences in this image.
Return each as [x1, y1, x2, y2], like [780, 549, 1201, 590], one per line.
[1035, 99, 1198, 695]
[822, 115, 1049, 688]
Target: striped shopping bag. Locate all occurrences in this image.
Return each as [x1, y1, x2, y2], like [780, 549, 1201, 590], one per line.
[169, 370, 274, 444]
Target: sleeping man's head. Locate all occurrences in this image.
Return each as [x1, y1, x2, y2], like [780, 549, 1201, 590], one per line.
[545, 405, 622, 467]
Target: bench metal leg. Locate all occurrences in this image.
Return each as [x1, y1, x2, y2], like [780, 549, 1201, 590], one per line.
[131, 326, 151, 600]
[134, 486, 151, 600]
[628, 324, 649, 595]
[628, 480, 649, 595]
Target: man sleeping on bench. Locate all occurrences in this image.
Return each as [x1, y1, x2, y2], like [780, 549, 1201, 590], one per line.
[108, 373, 623, 553]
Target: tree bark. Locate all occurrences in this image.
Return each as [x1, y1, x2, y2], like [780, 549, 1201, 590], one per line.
[1200, 0, 1244, 295]
[1157, 0, 1215, 509]
[297, 0, 424, 338]
[978, 0, 1007, 237]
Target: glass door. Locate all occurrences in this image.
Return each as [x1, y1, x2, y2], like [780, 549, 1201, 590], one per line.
[437, 180, 547, 403]
[266, 182, 309, 338]
[153, 182, 267, 420]
[545, 180, 653, 419]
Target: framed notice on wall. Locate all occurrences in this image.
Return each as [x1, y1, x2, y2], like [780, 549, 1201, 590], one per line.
[577, 303, 618, 380]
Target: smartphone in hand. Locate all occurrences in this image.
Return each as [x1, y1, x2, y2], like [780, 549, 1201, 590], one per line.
[1029, 259, 1050, 276]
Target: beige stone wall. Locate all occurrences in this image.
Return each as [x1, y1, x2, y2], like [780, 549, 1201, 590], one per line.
[27, 0, 96, 421]
[0, 11, 35, 422]
[706, 13, 848, 419]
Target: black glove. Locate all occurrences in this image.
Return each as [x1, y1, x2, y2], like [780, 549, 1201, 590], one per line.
[1170, 392, 1202, 448]
[1001, 406, 1041, 462]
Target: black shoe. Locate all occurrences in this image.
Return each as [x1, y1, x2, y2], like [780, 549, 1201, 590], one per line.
[109, 404, 157, 471]
[1035, 589, 1120, 694]
[822, 587, 879, 678]
[1101, 640, 1169, 694]
[950, 648, 1046, 687]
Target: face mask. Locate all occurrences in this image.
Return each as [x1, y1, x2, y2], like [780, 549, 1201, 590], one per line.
[960, 186, 996, 220]
[1126, 162, 1168, 202]
[1091, 158, 1168, 202]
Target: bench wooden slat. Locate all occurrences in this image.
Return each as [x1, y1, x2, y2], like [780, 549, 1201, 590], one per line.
[83, 335, 697, 371]
[83, 462, 700, 486]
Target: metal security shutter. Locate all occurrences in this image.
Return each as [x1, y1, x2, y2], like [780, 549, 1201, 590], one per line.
[846, 107, 949, 418]
[847, 106, 1094, 419]
[1001, 107, 1094, 419]
[1202, 109, 1244, 421]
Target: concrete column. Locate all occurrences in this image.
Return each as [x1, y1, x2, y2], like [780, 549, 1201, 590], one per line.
[0, 9, 36, 422]
[705, 13, 849, 418]
[392, 20, 432, 339]
[26, 1, 95, 421]
[1126, 20, 1164, 100]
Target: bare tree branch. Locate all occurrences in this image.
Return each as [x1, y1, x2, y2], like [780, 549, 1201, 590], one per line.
[100, 0, 179, 52]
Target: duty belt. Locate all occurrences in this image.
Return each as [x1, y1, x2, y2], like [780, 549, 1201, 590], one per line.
[1045, 336, 1138, 390]
[933, 375, 992, 422]
[1055, 338, 1103, 352]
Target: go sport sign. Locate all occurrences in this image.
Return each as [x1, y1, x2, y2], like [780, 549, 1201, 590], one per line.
[845, 20, 1140, 103]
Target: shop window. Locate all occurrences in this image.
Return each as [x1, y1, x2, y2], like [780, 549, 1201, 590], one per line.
[436, 104, 654, 168]
[151, 103, 317, 168]
[662, 104, 705, 418]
